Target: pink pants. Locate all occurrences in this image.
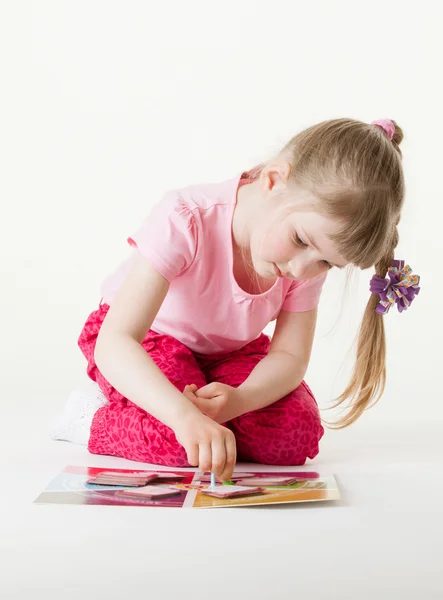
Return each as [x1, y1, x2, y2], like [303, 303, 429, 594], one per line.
[78, 303, 324, 467]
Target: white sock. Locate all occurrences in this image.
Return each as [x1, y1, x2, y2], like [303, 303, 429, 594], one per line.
[50, 381, 109, 446]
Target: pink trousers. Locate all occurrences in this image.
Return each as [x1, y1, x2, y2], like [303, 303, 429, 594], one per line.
[78, 303, 324, 467]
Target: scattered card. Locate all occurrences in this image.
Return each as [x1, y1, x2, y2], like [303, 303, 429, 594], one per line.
[149, 473, 186, 482]
[87, 472, 158, 487]
[235, 476, 300, 486]
[197, 473, 255, 483]
[87, 479, 152, 487]
[116, 486, 182, 499]
[201, 485, 265, 499]
[97, 471, 152, 477]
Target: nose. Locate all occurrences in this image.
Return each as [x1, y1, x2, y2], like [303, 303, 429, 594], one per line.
[288, 258, 313, 280]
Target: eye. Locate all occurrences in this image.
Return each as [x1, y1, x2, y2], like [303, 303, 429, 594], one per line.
[294, 232, 333, 269]
[294, 233, 308, 247]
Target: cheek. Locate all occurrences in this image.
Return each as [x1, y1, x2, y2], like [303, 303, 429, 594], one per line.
[262, 229, 295, 260]
[270, 240, 294, 260]
[254, 221, 294, 261]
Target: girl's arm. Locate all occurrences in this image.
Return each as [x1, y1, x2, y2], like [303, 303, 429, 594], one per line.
[94, 252, 201, 430]
[94, 252, 236, 480]
[236, 308, 318, 412]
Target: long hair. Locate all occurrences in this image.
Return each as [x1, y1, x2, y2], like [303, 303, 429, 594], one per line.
[251, 118, 405, 428]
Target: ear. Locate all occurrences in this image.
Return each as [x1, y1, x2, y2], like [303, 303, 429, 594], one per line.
[259, 160, 291, 196]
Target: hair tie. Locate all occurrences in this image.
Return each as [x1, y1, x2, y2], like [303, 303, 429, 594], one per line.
[371, 119, 395, 141]
[370, 260, 420, 315]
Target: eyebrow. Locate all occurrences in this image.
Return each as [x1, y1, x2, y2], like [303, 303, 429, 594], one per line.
[302, 230, 345, 269]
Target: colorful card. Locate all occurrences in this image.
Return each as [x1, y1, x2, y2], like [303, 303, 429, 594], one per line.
[87, 470, 186, 487]
[34, 466, 340, 509]
[87, 472, 158, 486]
[201, 485, 265, 499]
[149, 473, 186, 482]
[234, 476, 299, 486]
[196, 472, 256, 483]
[116, 485, 181, 499]
[94, 471, 152, 478]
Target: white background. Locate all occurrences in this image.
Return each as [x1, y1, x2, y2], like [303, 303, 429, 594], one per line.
[1, 1, 442, 599]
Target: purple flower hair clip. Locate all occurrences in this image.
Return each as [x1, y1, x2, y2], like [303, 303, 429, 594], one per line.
[370, 260, 421, 315]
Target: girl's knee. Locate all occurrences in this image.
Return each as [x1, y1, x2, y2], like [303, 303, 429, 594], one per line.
[88, 403, 190, 467]
[233, 381, 324, 465]
[282, 382, 324, 458]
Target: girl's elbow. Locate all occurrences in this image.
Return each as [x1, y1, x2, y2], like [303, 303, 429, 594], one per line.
[94, 327, 119, 371]
[93, 329, 107, 371]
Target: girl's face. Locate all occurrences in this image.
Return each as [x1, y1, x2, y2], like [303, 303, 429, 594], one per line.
[247, 162, 349, 280]
[250, 207, 348, 280]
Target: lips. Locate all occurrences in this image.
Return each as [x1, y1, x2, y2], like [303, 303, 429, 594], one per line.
[274, 264, 283, 277]
[274, 264, 291, 278]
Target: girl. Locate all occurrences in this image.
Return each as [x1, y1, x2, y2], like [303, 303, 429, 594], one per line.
[63, 117, 420, 482]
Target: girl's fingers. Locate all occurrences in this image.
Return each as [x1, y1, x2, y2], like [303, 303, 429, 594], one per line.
[220, 432, 237, 482]
[198, 442, 212, 474]
[183, 386, 200, 407]
[210, 434, 227, 478]
[186, 443, 199, 467]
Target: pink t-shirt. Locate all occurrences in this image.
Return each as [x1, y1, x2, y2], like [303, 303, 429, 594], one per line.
[100, 172, 327, 354]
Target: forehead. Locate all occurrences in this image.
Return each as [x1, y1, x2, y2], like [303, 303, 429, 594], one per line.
[285, 208, 342, 236]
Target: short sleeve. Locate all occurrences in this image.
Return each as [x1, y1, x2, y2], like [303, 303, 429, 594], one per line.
[281, 271, 328, 312]
[127, 192, 198, 282]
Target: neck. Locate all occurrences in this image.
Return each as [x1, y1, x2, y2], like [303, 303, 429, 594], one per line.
[232, 179, 262, 253]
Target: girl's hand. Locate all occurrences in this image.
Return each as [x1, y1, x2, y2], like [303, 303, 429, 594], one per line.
[174, 411, 237, 482]
[183, 382, 244, 424]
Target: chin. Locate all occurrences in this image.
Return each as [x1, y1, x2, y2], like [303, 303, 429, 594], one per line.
[264, 263, 279, 279]
[252, 259, 275, 279]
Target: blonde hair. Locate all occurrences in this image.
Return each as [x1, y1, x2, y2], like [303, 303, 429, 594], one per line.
[252, 118, 405, 428]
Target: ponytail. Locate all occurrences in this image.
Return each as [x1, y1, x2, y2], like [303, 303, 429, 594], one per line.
[325, 233, 398, 429]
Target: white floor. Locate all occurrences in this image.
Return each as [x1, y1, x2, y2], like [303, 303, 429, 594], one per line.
[1, 406, 442, 600]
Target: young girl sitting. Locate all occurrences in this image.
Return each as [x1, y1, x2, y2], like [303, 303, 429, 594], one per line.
[56, 117, 420, 482]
